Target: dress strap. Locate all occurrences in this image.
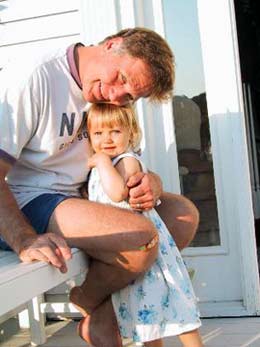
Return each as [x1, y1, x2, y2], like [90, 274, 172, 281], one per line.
[112, 152, 147, 173]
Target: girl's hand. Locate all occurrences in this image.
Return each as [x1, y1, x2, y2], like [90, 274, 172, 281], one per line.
[87, 153, 111, 169]
[127, 171, 163, 211]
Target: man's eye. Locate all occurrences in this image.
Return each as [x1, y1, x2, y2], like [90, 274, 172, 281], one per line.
[121, 73, 127, 83]
[126, 94, 134, 103]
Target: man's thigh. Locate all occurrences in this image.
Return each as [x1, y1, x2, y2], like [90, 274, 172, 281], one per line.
[47, 197, 156, 253]
[156, 192, 199, 250]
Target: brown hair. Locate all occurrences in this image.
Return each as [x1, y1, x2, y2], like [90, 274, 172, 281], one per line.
[101, 27, 175, 103]
[87, 103, 142, 152]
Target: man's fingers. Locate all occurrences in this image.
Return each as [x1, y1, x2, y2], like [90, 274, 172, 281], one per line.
[55, 249, 68, 273]
[48, 233, 72, 260]
[129, 191, 153, 204]
[19, 233, 71, 273]
[38, 245, 64, 268]
[20, 249, 49, 263]
[127, 171, 145, 188]
[46, 234, 71, 273]
[130, 199, 154, 211]
[20, 246, 62, 269]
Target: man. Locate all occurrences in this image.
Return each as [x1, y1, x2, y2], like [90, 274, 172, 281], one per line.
[0, 28, 199, 346]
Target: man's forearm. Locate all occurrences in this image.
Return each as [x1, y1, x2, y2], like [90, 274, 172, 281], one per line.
[0, 179, 36, 253]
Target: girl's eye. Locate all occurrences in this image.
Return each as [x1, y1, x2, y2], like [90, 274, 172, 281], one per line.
[94, 132, 102, 136]
[112, 129, 121, 134]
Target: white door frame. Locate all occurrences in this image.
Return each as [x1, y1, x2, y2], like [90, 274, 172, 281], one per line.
[195, 0, 260, 314]
[80, 0, 260, 315]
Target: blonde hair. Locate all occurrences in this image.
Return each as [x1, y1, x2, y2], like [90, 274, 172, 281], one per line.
[101, 27, 175, 103]
[87, 104, 142, 152]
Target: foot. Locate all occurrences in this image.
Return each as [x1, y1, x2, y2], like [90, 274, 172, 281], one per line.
[70, 286, 90, 317]
[78, 298, 122, 347]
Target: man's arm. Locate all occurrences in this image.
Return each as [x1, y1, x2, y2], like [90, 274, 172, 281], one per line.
[0, 158, 71, 272]
[127, 171, 163, 210]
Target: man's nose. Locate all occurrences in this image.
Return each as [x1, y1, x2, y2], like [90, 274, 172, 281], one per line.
[108, 86, 128, 106]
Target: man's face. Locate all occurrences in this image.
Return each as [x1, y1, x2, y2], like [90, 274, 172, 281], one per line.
[81, 40, 153, 106]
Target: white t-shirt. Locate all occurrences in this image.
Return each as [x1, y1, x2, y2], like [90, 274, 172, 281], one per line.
[0, 46, 92, 208]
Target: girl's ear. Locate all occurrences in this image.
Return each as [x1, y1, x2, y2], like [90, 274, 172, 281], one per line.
[129, 134, 136, 152]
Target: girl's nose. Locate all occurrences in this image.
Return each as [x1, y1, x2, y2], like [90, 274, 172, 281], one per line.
[104, 133, 112, 142]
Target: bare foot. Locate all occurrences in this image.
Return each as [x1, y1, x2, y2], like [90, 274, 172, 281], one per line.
[70, 286, 90, 317]
[78, 298, 122, 347]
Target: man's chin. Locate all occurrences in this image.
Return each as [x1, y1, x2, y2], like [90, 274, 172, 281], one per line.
[82, 92, 101, 103]
[85, 97, 109, 104]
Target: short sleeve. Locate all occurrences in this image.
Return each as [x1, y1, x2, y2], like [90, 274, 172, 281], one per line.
[0, 62, 39, 160]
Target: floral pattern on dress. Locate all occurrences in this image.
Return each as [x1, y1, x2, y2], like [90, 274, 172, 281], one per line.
[88, 152, 201, 343]
[138, 305, 158, 324]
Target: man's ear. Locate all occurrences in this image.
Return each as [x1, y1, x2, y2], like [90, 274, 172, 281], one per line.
[103, 37, 124, 51]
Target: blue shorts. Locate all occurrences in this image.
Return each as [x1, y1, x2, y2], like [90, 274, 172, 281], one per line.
[0, 193, 71, 251]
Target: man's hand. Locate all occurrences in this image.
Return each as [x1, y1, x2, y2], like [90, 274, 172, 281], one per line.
[19, 233, 72, 273]
[127, 171, 163, 211]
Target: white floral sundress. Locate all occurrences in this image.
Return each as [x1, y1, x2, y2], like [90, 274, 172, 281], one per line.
[88, 152, 201, 343]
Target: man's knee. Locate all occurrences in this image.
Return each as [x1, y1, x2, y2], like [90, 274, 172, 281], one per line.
[156, 192, 199, 250]
[119, 232, 159, 274]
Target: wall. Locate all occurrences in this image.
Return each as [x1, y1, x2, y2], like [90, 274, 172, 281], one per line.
[0, 0, 81, 69]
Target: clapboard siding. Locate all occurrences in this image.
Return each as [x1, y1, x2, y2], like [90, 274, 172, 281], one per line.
[0, 35, 81, 67]
[0, 12, 80, 46]
[0, 0, 79, 22]
[0, 0, 81, 69]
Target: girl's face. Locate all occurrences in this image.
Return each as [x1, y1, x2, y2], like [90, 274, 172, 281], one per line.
[89, 117, 131, 158]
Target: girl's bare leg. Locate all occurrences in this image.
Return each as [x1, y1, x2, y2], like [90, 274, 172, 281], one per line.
[143, 329, 203, 347]
[144, 338, 163, 347]
[178, 329, 203, 347]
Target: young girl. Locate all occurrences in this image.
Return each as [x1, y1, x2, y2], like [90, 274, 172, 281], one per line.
[82, 103, 203, 347]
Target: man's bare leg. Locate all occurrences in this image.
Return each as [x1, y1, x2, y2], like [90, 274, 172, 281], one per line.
[48, 198, 158, 346]
[156, 192, 199, 250]
[78, 299, 122, 347]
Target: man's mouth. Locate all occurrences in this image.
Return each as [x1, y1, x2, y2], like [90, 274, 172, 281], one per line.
[99, 82, 106, 101]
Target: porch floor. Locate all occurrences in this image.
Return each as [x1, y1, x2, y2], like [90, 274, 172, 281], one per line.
[1, 317, 260, 347]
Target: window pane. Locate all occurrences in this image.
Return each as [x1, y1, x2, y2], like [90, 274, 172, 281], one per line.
[163, 0, 220, 246]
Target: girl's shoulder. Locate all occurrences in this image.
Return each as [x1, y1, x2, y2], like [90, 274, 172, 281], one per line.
[112, 151, 139, 165]
[112, 151, 147, 176]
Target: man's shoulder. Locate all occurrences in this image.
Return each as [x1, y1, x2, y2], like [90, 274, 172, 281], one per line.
[0, 45, 70, 90]
[11, 45, 67, 66]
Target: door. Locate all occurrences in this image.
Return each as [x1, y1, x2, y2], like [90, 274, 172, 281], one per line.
[162, 0, 260, 316]
[79, 0, 260, 317]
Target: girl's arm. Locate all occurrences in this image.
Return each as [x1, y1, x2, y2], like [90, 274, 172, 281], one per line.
[88, 153, 141, 202]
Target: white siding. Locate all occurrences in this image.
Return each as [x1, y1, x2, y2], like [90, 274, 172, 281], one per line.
[0, 0, 81, 68]
[0, 0, 82, 308]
